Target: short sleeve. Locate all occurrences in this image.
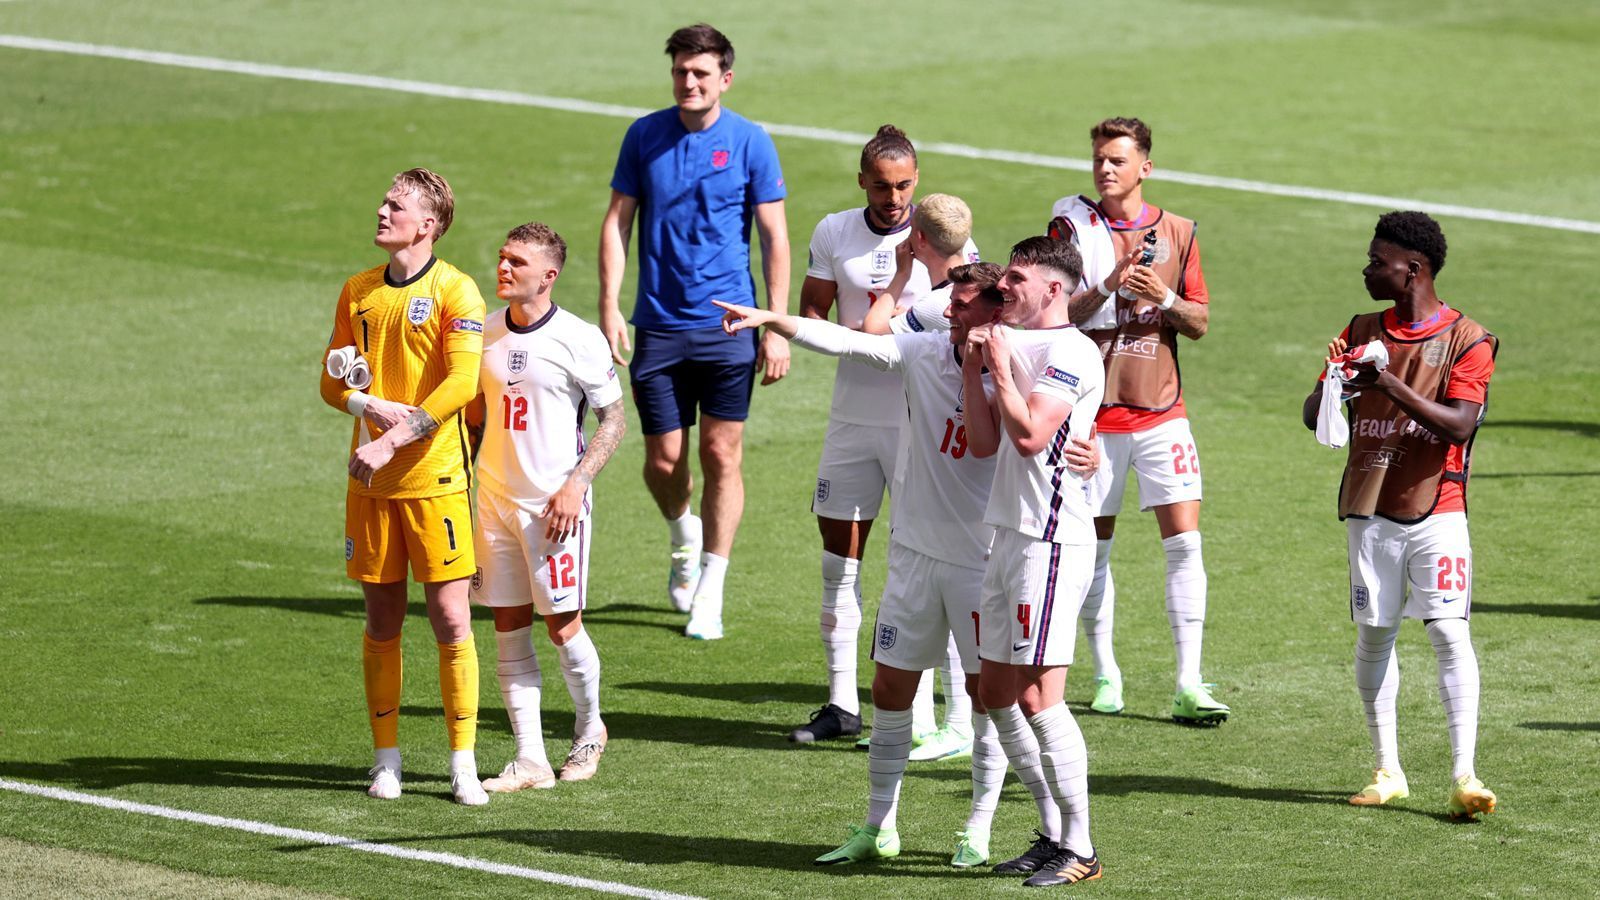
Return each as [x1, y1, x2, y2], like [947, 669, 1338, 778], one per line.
[746, 127, 786, 205]
[576, 327, 625, 409]
[1181, 235, 1209, 305]
[1444, 340, 1495, 404]
[891, 295, 952, 334]
[441, 273, 487, 355]
[805, 216, 836, 281]
[1029, 338, 1096, 408]
[610, 120, 643, 198]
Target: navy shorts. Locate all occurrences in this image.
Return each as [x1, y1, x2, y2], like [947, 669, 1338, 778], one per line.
[631, 326, 757, 435]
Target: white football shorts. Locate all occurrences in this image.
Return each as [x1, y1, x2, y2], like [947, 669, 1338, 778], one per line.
[978, 527, 1094, 667]
[1090, 416, 1203, 515]
[871, 540, 985, 675]
[812, 419, 901, 521]
[1347, 511, 1471, 628]
[471, 486, 590, 616]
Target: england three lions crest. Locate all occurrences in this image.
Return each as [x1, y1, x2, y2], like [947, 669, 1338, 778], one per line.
[508, 350, 528, 375]
[407, 296, 434, 325]
[877, 624, 897, 651]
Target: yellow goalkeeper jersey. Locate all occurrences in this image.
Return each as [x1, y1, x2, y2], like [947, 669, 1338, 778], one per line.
[322, 256, 486, 499]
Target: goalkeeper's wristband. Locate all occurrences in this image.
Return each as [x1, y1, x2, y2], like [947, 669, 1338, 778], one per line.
[1158, 288, 1178, 311]
[1096, 280, 1114, 298]
[346, 391, 371, 418]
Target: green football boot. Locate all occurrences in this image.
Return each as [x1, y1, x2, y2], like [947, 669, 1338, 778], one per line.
[814, 823, 900, 866]
[1090, 674, 1124, 714]
[950, 829, 990, 868]
[1171, 683, 1230, 725]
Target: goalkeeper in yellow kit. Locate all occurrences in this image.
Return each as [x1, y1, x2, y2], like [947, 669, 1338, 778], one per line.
[319, 168, 488, 805]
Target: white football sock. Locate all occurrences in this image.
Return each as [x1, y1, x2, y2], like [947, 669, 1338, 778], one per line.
[988, 704, 1061, 842]
[495, 626, 548, 767]
[1030, 703, 1092, 858]
[865, 706, 913, 830]
[449, 748, 477, 775]
[820, 550, 863, 715]
[1078, 539, 1120, 682]
[667, 508, 699, 546]
[912, 668, 936, 735]
[1163, 531, 1207, 690]
[1426, 617, 1480, 780]
[373, 746, 400, 771]
[1355, 623, 1401, 772]
[967, 713, 1005, 833]
[939, 633, 972, 732]
[692, 552, 729, 617]
[555, 627, 603, 741]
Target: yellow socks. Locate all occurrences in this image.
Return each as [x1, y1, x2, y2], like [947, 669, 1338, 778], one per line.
[438, 636, 479, 751]
[362, 632, 403, 749]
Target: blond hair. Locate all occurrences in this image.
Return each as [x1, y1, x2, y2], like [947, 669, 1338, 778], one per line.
[391, 167, 455, 240]
[912, 193, 972, 256]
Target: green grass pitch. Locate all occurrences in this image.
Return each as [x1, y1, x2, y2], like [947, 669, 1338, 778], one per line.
[2, 2, 1599, 897]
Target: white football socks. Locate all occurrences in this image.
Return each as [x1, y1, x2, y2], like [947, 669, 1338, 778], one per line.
[967, 713, 1005, 834]
[912, 668, 936, 735]
[940, 633, 972, 732]
[556, 627, 603, 741]
[1029, 703, 1092, 858]
[1079, 538, 1120, 682]
[495, 626, 548, 767]
[988, 704, 1061, 843]
[1426, 617, 1480, 780]
[1163, 531, 1207, 690]
[865, 706, 913, 830]
[1354, 623, 1401, 772]
[692, 552, 729, 619]
[668, 508, 699, 547]
[820, 550, 863, 715]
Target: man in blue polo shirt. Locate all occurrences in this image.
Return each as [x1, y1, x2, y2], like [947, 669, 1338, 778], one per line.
[598, 22, 791, 641]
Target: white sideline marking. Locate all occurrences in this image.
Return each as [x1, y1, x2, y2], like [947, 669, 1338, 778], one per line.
[0, 777, 702, 900]
[3, 33, 1599, 236]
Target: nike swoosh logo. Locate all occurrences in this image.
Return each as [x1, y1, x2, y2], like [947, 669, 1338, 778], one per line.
[357, 307, 372, 316]
[375, 708, 395, 718]
[1441, 597, 1460, 604]
[443, 555, 462, 566]
[1013, 642, 1031, 652]
[454, 714, 472, 721]
[552, 593, 573, 604]
[508, 380, 523, 386]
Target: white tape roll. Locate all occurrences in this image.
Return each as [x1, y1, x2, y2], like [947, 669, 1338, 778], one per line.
[344, 357, 372, 390]
[326, 345, 357, 379]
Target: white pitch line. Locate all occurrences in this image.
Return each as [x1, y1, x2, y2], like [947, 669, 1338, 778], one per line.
[4, 33, 1599, 236]
[0, 777, 702, 900]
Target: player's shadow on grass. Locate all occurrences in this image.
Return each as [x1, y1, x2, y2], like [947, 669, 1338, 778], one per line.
[0, 757, 398, 792]
[342, 829, 951, 875]
[618, 680, 837, 705]
[194, 595, 495, 622]
[575, 603, 696, 635]
[1521, 721, 1600, 732]
[1470, 601, 1600, 621]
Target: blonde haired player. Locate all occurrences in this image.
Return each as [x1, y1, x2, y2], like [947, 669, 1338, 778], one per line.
[469, 223, 625, 790]
[320, 168, 488, 806]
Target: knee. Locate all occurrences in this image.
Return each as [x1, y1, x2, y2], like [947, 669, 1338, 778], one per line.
[700, 441, 742, 477]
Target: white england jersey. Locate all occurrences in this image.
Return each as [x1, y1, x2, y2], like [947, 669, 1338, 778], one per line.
[789, 319, 996, 571]
[983, 326, 1104, 544]
[806, 207, 975, 425]
[477, 305, 623, 513]
[889, 282, 953, 335]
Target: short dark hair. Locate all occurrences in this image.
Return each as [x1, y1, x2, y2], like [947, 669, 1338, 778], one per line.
[505, 222, 567, 270]
[948, 261, 1005, 306]
[1374, 211, 1447, 275]
[666, 23, 734, 72]
[861, 124, 917, 171]
[1009, 236, 1083, 285]
[1090, 117, 1152, 156]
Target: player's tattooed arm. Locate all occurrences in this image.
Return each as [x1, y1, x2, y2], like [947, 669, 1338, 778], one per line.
[1068, 244, 1140, 326]
[543, 399, 627, 540]
[1161, 296, 1209, 339]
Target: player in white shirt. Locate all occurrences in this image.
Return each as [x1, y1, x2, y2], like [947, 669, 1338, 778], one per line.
[717, 259, 1100, 870]
[468, 223, 626, 791]
[791, 128, 977, 749]
[964, 237, 1106, 887]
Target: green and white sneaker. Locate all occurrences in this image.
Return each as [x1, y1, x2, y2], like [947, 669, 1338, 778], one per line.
[814, 823, 899, 866]
[908, 725, 974, 762]
[1171, 683, 1230, 725]
[1090, 674, 1124, 714]
[950, 829, 990, 868]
